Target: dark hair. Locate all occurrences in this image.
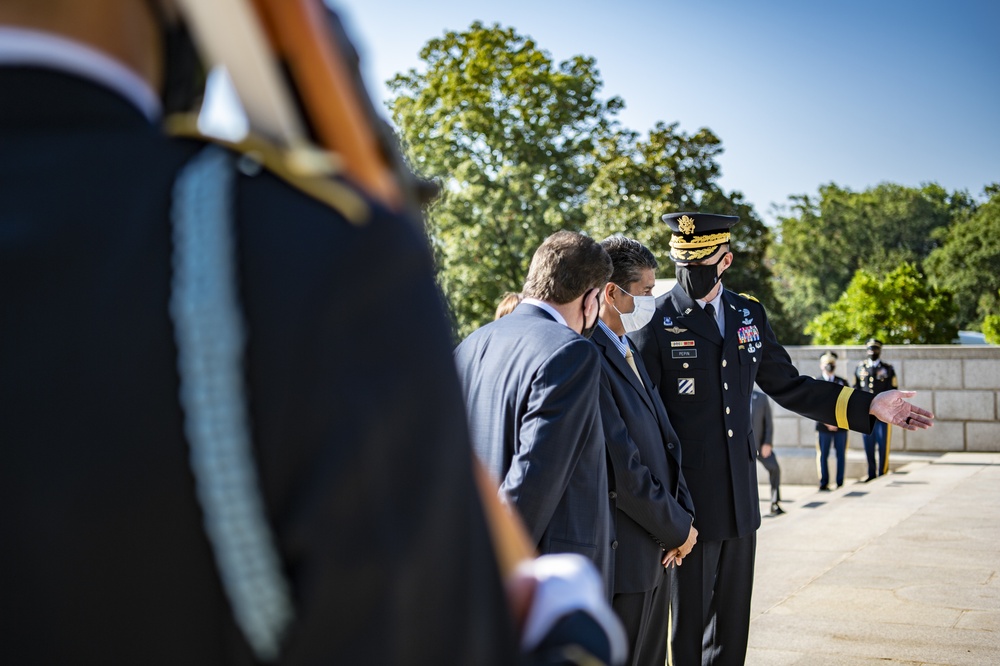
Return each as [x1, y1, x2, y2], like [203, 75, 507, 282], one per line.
[600, 235, 658, 288]
[522, 231, 612, 304]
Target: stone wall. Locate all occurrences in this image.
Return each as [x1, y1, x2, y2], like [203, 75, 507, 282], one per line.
[769, 345, 1000, 453]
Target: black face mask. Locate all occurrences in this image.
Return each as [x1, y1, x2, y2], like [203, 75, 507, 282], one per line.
[580, 289, 599, 339]
[867, 349, 880, 362]
[676, 254, 725, 301]
[823, 363, 835, 374]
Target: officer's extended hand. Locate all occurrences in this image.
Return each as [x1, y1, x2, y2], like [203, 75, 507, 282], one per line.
[870, 390, 934, 430]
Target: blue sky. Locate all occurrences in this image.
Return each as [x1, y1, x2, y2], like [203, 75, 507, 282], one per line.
[335, 0, 999, 225]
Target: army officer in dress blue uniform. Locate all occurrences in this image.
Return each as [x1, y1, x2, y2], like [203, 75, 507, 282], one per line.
[855, 338, 898, 480]
[631, 212, 935, 666]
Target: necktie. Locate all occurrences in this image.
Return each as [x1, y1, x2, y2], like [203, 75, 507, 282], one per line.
[624, 348, 644, 387]
[704, 303, 720, 334]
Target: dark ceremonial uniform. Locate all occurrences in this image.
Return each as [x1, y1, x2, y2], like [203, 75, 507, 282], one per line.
[632, 211, 879, 666]
[854, 356, 898, 478]
[855, 359, 898, 395]
[0, 61, 519, 664]
[634, 285, 876, 665]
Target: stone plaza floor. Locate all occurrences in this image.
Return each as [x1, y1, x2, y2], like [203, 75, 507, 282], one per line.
[748, 452, 1000, 665]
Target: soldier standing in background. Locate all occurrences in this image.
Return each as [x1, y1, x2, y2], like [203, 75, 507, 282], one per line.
[816, 352, 851, 490]
[854, 339, 898, 481]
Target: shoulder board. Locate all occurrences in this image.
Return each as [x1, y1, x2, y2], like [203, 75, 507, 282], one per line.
[739, 292, 760, 303]
[165, 113, 368, 225]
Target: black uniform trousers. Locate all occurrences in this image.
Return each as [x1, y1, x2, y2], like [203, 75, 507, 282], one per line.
[671, 533, 756, 666]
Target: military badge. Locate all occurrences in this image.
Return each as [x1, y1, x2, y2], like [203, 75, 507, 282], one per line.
[737, 324, 761, 346]
[678, 378, 695, 395]
[742, 308, 750, 317]
[663, 316, 673, 326]
[664, 326, 688, 334]
[678, 215, 696, 235]
[742, 318, 753, 326]
[670, 340, 695, 347]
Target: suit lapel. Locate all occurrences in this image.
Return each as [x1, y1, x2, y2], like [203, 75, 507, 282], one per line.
[669, 284, 721, 345]
[595, 327, 656, 415]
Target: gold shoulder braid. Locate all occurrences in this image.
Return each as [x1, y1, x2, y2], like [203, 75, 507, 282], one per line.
[164, 113, 369, 225]
[739, 292, 760, 303]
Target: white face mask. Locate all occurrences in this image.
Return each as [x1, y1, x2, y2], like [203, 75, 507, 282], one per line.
[613, 285, 656, 333]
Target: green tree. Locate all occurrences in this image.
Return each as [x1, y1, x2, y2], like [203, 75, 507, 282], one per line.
[387, 22, 622, 337]
[983, 299, 1000, 345]
[806, 263, 957, 345]
[925, 184, 1000, 328]
[581, 123, 795, 340]
[771, 182, 972, 336]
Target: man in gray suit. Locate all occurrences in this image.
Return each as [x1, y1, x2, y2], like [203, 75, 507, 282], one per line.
[455, 230, 616, 595]
[751, 389, 784, 515]
[593, 236, 697, 665]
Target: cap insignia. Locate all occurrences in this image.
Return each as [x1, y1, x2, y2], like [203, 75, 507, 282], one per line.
[678, 215, 696, 235]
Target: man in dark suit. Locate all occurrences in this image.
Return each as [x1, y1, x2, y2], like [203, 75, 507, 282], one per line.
[0, 3, 519, 663]
[817, 352, 851, 490]
[454, 230, 617, 597]
[750, 389, 784, 515]
[855, 338, 898, 480]
[632, 212, 934, 665]
[593, 236, 697, 666]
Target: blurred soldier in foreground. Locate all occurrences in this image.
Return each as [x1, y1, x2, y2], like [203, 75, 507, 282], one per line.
[632, 212, 934, 665]
[0, 2, 621, 663]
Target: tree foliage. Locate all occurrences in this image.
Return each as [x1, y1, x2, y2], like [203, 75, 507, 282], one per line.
[805, 263, 957, 345]
[771, 183, 973, 337]
[924, 184, 1000, 328]
[387, 22, 622, 337]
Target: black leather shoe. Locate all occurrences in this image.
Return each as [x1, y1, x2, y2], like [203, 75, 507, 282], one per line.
[819, 485, 830, 492]
[863, 476, 875, 483]
[770, 503, 785, 516]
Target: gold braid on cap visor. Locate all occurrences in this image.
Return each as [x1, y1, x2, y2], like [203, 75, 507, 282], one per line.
[669, 232, 731, 260]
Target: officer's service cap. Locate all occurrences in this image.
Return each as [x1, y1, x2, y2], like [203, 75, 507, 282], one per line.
[820, 351, 838, 366]
[865, 338, 883, 349]
[663, 212, 739, 262]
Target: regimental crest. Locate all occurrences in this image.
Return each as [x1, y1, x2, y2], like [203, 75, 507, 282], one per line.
[678, 215, 696, 235]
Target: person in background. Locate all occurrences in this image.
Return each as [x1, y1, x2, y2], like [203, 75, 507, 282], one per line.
[816, 352, 850, 490]
[750, 388, 783, 515]
[495, 291, 524, 319]
[854, 338, 898, 481]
